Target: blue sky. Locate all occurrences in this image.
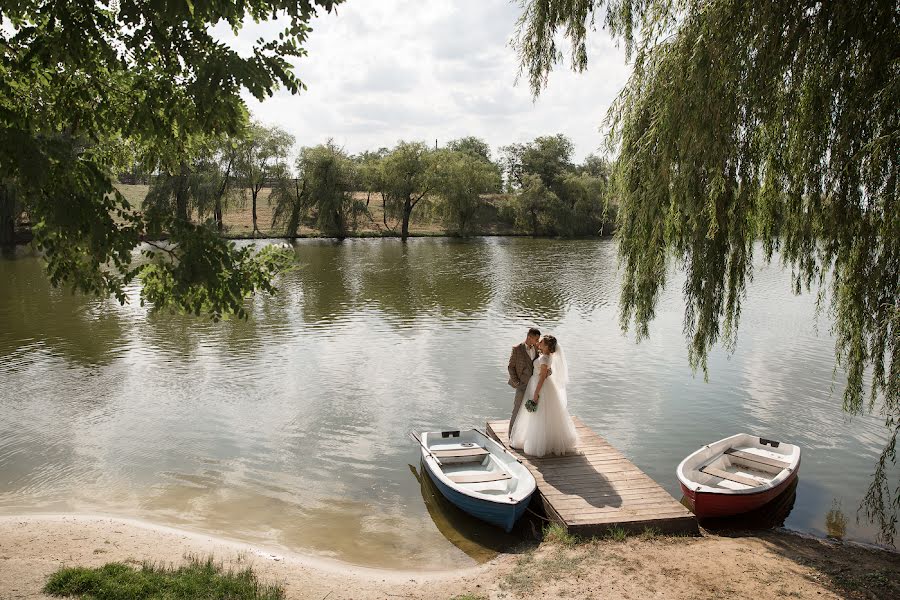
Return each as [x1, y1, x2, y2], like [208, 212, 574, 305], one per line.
[218, 0, 631, 163]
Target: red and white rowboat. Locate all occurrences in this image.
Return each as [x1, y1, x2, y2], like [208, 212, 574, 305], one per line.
[677, 434, 801, 518]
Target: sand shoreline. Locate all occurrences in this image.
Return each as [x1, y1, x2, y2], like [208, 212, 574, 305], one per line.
[2, 513, 898, 599]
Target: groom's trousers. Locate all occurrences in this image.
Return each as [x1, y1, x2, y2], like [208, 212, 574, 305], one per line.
[510, 385, 527, 432]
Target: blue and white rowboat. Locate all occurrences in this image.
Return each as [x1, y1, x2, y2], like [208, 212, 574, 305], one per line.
[417, 428, 536, 532]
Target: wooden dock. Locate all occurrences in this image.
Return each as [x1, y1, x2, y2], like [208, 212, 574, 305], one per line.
[486, 418, 698, 536]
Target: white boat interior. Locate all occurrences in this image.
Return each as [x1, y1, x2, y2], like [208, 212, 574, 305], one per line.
[677, 433, 801, 494]
[421, 429, 535, 502]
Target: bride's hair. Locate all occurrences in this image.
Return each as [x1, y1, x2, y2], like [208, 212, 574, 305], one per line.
[542, 335, 558, 353]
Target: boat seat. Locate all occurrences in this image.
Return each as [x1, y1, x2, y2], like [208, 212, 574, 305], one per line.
[431, 447, 489, 460]
[448, 471, 512, 484]
[700, 465, 761, 487]
[724, 448, 790, 470]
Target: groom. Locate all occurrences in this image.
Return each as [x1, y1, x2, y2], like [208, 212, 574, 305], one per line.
[507, 327, 541, 433]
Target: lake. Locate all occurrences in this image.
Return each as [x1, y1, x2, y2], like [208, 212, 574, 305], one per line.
[0, 237, 892, 568]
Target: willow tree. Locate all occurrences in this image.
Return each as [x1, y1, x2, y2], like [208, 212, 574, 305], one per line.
[236, 123, 295, 236]
[0, 1, 341, 318]
[380, 141, 435, 241]
[515, 1, 899, 539]
[297, 142, 364, 238]
[432, 149, 502, 236]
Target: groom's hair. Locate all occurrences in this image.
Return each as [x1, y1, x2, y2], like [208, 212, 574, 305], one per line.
[528, 327, 541, 337]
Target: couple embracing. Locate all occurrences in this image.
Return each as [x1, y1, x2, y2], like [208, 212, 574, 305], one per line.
[506, 328, 578, 457]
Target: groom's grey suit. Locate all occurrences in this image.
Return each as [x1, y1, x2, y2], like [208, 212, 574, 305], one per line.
[507, 342, 536, 432]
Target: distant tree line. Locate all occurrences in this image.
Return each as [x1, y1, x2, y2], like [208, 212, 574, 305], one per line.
[115, 125, 615, 241]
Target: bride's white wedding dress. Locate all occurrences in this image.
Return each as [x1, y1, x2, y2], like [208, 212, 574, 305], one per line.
[509, 350, 578, 457]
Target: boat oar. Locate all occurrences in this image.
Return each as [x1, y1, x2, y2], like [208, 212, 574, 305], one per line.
[409, 431, 443, 467]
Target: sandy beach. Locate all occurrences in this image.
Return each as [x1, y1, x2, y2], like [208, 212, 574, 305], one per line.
[1, 514, 897, 599]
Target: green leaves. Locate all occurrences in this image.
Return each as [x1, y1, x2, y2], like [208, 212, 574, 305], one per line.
[1, 1, 342, 320]
[140, 228, 294, 322]
[431, 148, 501, 236]
[295, 141, 360, 238]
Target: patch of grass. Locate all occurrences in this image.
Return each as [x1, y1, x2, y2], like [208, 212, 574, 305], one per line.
[638, 526, 661, 541]
[502, 547, 586, 595]
[43, 556, 283, 600]
[542, 522, 578, 546]
[604, 526, 628, 542]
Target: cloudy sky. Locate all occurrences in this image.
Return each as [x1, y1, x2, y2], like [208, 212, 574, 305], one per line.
[218, 0, 632, 163]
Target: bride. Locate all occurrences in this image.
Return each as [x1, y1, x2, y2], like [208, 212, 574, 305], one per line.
[509, 335, 578, 456]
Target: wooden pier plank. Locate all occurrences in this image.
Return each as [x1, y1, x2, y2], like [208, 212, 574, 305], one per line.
[487, 417, 698, 536]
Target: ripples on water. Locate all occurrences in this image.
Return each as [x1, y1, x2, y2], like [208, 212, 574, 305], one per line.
[0, 238, 894, 567]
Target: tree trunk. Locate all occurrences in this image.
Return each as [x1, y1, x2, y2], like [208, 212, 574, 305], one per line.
[401, 199, 412, 241]
[0, 183, 15, 246]
[251, 188, 259, 236]
[175, 160, 190, 222]
[215, 155, 234, 233]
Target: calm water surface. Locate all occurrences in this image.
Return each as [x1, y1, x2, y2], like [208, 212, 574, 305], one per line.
[0, 238, 893, 567]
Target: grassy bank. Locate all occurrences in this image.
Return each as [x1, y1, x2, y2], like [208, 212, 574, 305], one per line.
[44, 556, 283, 600]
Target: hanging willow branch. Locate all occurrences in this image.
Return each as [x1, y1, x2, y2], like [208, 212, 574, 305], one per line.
[515, 0, 900, 542]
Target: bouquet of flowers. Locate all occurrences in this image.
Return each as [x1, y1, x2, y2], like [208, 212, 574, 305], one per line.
[524, 398, 538, 412]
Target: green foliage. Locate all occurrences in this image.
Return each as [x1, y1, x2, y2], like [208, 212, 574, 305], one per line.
[446, 136, 502, 193]
[140, 228, 293, 322]
[297, 141, 364, 237]
[557, 172, 609, 236]
[43, 556, 284, 600]
[604, 526, 628, 542]
[143, 135, 240, 230]
[515, 0, 899, 541]
[543, 522, 578, 546]
[514, 173, 557, 235]
[0, 180, 21, 245]
[269, 177, 307, 238]
[501, 134, 575, 194]
[1, 0, 340, 318]
[432, 149, 502, 236]
[354, 148, 390, 205]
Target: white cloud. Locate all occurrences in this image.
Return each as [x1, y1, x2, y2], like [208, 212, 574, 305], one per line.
[220, 0, 632, 163]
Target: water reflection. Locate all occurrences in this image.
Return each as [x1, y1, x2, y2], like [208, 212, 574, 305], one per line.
[825, 499, 848, 540]
[411, 462, 532, 561]
[0, 254, 127, 367]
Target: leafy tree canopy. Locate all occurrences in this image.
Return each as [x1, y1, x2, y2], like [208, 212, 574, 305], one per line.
[515, 0, 899, 540]
[447, 136, 494, 165]
[501, 134, 575, 195]
[1, 0, 341, 318]
[380, 141, 435, 240]
[431, 149, 502, 236]
[297, 141, 362, 238]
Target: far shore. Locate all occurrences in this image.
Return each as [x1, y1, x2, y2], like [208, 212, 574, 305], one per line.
[4, 183, 617, 246]
[2, 513, 897, 600]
